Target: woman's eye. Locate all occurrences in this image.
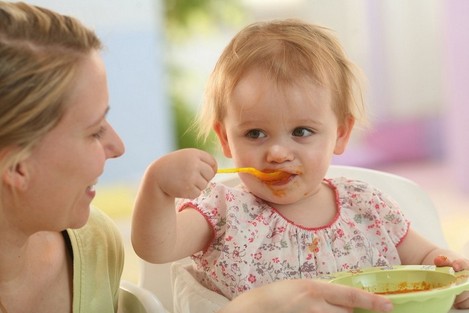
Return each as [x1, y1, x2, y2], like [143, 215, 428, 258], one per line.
[92, 126, 106, 139]
[292, 127, 313, 137]
[246, 129, 266, 139]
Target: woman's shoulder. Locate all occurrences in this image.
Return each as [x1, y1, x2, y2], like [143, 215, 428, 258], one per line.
[67, 207, 124, 311]
[66, 207, 124, 262]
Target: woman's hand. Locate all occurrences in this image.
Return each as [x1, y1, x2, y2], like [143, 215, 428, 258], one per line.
[219, 279, 393, 313]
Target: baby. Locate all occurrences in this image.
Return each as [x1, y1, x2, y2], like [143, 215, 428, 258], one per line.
[131, 18, 469, 308]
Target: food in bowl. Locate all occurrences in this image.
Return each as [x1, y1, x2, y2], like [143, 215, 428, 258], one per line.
[325, 265, 469, 313]
[374, 280, 438, 294]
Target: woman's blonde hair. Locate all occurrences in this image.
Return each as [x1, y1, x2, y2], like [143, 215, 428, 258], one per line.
[196, 18, 365, 140]
[0, 1, 102, 171]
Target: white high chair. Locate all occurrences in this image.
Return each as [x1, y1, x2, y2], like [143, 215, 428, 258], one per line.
[138, 165, 449, 313]
[118, 280, 168, 313]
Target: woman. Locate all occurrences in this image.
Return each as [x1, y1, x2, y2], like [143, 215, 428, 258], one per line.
[0, 2, 392, 312]
[0, 2, 125, 312]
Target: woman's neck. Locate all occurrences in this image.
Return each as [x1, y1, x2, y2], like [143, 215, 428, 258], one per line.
[0, 227, 33, 284]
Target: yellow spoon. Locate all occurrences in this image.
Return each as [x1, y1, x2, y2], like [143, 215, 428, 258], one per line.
[217, 167, 290, 182]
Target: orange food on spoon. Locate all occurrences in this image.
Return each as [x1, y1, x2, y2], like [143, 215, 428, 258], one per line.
[217, 167, 291, 182]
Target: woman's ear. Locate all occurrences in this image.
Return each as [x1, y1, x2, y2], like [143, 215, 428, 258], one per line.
[213, 122, 232, 158]
[2, 161, 29, 190]
[334, 116, 355, 155]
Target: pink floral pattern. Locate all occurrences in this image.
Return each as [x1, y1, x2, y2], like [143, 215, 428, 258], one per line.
[178, 177, 410, 300]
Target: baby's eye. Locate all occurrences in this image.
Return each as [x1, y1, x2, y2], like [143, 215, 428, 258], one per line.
[246, 129, 266, 139]
[92, 126, 106, 139]
[292, 127, 314, 137]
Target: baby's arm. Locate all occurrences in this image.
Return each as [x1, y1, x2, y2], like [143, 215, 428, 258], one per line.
[131, 148, 217, 263]
[398, 228, 469, 308]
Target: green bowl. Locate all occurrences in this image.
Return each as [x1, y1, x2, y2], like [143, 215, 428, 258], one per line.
[327, 265, 469, 313]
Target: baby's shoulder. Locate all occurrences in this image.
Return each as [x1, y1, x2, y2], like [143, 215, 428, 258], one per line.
[326, 176, 400, 215]
[183, 181, 255, 208]
[203, 180, 248, 196]
[325, 176, 376, 194]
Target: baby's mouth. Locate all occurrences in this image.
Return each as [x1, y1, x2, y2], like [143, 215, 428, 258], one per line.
[264, 173, 297, 185]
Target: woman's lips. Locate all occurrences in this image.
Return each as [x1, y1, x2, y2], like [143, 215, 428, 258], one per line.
[86, 184, 96, 198]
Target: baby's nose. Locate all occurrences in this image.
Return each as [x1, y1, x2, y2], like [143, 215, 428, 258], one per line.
[266, 144, 294, 163]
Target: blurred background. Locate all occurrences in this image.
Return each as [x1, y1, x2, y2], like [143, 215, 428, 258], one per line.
[21, 0, 469, 283]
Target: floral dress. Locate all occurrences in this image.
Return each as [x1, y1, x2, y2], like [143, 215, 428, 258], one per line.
[178, 177, 410, 300]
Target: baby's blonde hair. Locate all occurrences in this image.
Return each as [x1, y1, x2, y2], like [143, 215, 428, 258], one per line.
[0, 1, 102, 171]
[196, 18, 365, 140]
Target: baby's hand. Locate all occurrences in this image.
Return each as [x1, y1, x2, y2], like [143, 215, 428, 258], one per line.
[434, 255, 469, 309]
[151, 148, 217, 199]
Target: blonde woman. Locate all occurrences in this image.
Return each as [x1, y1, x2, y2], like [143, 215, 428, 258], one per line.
[0, 2, 125, 312]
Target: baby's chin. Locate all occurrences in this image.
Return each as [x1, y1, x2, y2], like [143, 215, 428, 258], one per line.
[258, 191, 300, 207]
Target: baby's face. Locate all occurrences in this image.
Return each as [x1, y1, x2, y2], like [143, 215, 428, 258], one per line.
[214, 69, 353, 207]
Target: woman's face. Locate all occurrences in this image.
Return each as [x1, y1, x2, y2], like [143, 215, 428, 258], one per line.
[7, 51, 124, 233]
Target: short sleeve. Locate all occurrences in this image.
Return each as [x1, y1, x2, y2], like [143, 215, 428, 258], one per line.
[177, 182, 233, 243]
[337, 178, 410, 247]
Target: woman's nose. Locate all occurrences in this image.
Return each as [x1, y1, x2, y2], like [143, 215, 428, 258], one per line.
[104, 123, 125, 159]
[266, 144, 294, 163]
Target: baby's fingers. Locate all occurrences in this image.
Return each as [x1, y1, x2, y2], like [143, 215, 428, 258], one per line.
[435, 256, 469, 271]
[434, 257, 469, 309]
[434, 255, 452, 267]
[452, 258, 469, 271]
[454, 291, 469, 309]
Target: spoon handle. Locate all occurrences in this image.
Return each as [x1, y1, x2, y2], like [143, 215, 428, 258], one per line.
[217, 168, 250, 174]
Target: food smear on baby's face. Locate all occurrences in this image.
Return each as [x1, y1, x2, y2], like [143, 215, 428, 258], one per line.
[257, 170, 291, 182]
[260, 169, 302, 197]
[259, 168, 302, 184]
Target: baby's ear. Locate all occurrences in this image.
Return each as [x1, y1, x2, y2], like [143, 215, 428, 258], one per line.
[213, 122, 232, 158]
[334, 116, 355, 155]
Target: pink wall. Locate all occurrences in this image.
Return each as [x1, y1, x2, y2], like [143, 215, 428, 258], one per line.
[443, 0, 469, 192]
